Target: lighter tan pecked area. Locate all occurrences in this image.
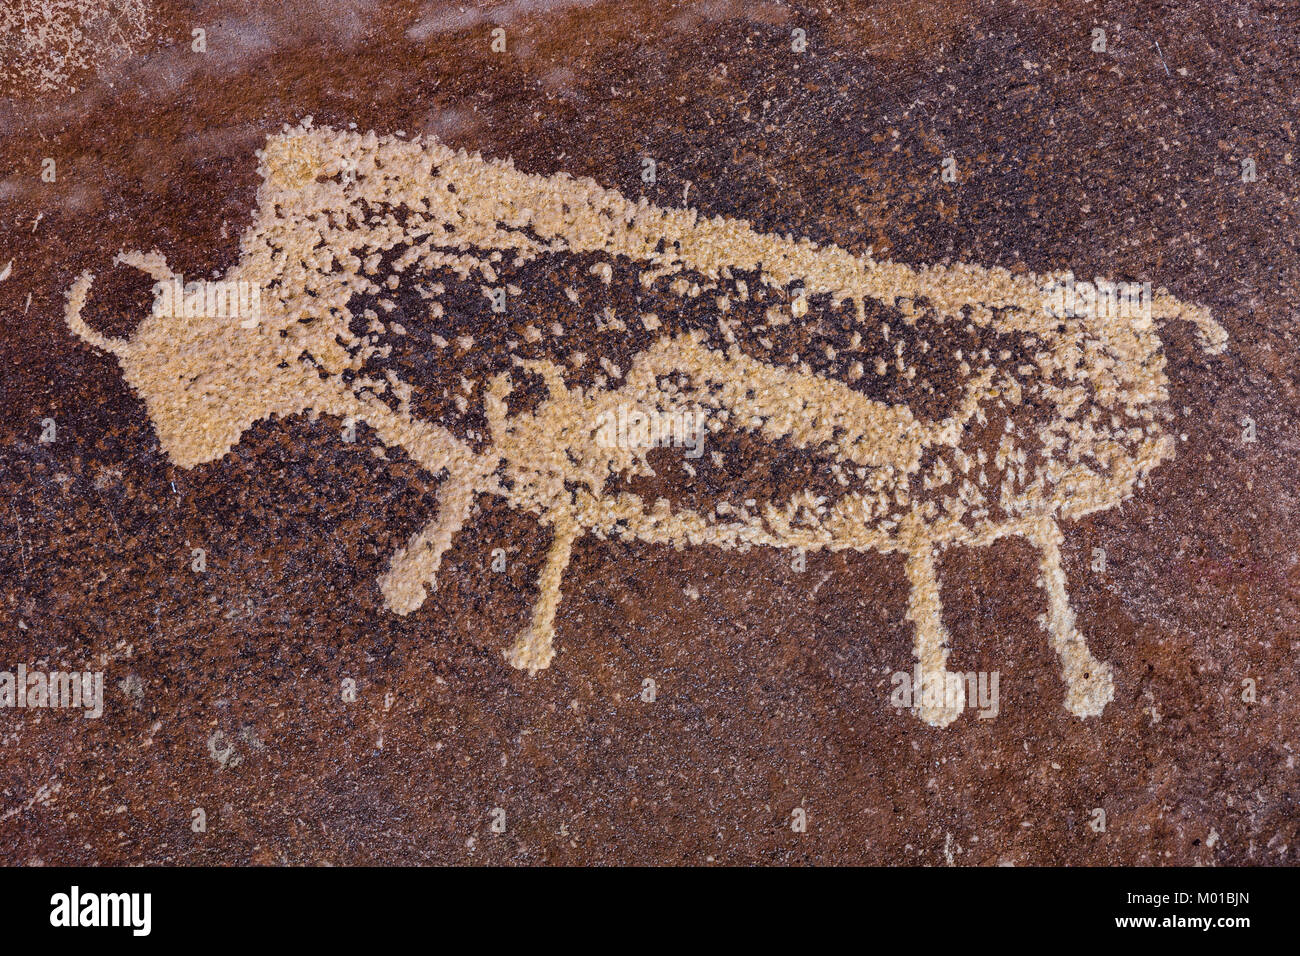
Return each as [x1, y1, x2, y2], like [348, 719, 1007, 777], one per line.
[0, 0, 151, 95]
[66, 121, 1225, 726]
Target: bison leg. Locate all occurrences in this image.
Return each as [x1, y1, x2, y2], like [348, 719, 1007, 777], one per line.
[505, 512, 580, 675]
[903, 546, 965, 727]
[379, 475, 481, 615]
[1031, 520, 1115, 718]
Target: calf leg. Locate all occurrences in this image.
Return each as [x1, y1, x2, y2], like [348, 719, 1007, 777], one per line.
[380, 475, 480, 615]
[904, 546, 965, 727]
[1030, 519, 1114, 718]
[505, 511, 580, 675]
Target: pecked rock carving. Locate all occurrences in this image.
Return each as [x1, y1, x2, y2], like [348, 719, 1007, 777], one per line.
[66, 122, 1226, 726]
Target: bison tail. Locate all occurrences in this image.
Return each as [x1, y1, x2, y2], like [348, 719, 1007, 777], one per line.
[1153, 294, 1228, 355]
[1187, 305, 1229, 355]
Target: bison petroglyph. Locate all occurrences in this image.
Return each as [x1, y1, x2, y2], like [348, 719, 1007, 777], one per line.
[66, 121, 1226, 726]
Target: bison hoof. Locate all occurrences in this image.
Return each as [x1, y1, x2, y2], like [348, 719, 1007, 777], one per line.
[504, 629, 556, 675]
[378, 566, 429, 616]
[1065, 662, 1115, 718]
[915, 676, 966, 728]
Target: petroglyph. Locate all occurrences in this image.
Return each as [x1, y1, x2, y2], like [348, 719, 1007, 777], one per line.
[0, 0, 151, 95]
[66, 122, 1226, 726]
